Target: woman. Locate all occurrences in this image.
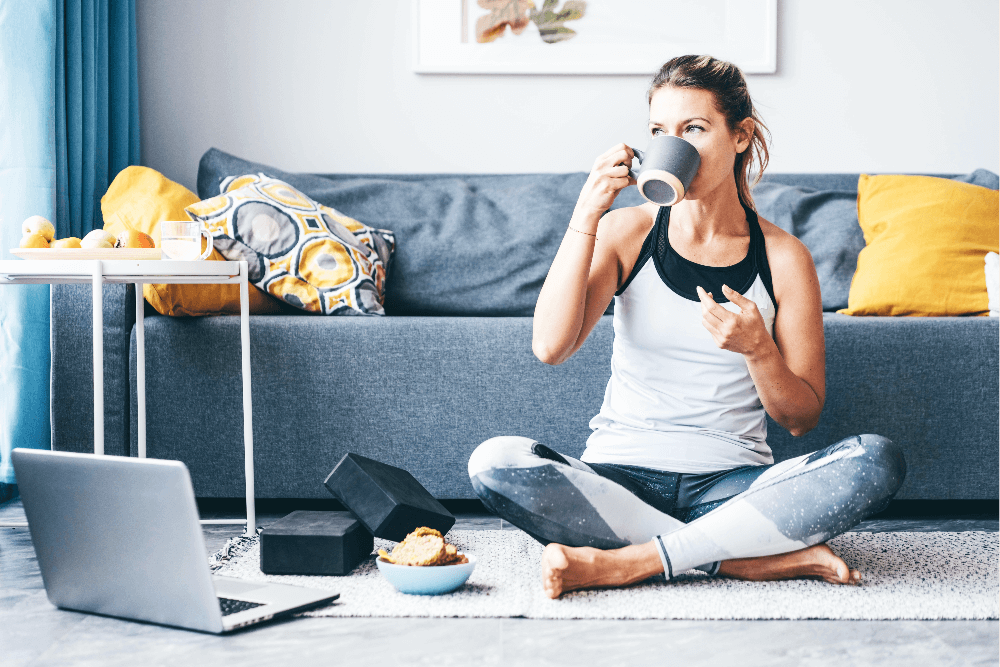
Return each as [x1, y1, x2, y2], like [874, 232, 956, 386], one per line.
[467, 55, 906, 599]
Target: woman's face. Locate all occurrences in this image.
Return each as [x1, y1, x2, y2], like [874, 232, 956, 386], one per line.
[647, 85, 750, 202]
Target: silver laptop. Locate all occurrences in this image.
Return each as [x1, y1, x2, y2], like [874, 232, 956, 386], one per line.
[12, 448, 338, 633]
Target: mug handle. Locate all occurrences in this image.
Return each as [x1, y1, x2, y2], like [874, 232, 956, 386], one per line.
[628, 147, 645, 181]
[198, 227, 214, 260]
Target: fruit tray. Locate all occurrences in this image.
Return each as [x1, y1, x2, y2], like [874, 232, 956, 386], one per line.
[11, 248, 162, 260]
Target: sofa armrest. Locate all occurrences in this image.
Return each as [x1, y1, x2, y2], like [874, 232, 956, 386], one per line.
[50, 283, 135, 456]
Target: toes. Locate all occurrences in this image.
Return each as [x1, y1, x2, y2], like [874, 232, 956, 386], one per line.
[542, 568, 564, 599]
[540, 545, 567, 599]
[826, 564, 861, 585]
[543, 543, 570, 571]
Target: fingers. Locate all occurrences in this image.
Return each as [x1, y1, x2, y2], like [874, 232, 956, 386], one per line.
[595, 165, 632, 195]
[602, 142, 634, 160]
[595, 144, 634, 170]
[607, 164, 629, 178]
[696, 285, 728, 322]
[698, 286, 734, 349]
[721, 285, 759, 314]
[581, 144, 637, 212]
[608, 150, 633, 171]
[592, 166, 632, 194]
[720, 284, 745, 303]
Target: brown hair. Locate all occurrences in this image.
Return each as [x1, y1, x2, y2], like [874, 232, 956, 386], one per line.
[648, 55, 770, 212]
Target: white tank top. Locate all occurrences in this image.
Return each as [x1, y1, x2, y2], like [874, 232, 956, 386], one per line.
[581, 205, 777, 473]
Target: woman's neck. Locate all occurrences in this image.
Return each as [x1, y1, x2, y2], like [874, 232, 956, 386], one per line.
[670, 178, 748, 243]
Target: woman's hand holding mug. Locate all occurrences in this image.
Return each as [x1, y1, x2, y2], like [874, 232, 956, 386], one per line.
[574, 143, 638, 219]
[629, 135, 701, 206]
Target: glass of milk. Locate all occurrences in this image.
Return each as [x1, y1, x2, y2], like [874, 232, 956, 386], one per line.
[160, 221, 213, 261]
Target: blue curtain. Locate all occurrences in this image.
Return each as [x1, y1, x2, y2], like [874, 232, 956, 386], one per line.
[0, 0, 138, 494]
[0, 1, 56, 494]
[56, 0, 140, 238]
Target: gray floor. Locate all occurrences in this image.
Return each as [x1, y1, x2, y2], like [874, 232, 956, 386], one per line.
[2, 499, 997, 667]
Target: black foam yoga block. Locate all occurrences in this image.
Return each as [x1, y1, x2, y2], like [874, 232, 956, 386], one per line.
[260, 511, 373, 576]
[323, 453, 455, 542]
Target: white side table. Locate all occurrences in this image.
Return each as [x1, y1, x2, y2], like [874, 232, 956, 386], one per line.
[0, 259, 257, 534]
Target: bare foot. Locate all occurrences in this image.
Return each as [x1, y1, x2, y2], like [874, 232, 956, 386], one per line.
[541, 541, 860, 599]
[540, 542, 663, 599]
[718, 543, 861, 585]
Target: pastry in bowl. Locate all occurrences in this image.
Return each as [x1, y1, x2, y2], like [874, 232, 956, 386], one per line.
[376, 527, 475, 595]
[378, 527, 469, 566]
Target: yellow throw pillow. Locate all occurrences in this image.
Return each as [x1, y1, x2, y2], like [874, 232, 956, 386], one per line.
[101, 166, 284, 316]
[838, 174, 999, 317]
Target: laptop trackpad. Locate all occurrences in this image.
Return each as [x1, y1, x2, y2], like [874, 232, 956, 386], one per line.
[214, 577, 269, 598]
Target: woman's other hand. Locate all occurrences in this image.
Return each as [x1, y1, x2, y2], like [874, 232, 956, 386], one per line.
[575, 144, 638, 218]
[696, 284, 768, 358]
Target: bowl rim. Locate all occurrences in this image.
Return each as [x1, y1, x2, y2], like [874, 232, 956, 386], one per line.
[376, 552, 477, 569]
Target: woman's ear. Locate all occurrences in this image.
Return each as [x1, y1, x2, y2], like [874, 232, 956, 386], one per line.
[735, 117, 755, 154]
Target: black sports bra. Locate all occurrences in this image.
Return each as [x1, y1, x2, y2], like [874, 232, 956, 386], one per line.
[616, 205, 777, 308]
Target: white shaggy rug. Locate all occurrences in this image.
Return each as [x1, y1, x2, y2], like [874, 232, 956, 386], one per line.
[211, 530, 998, 620]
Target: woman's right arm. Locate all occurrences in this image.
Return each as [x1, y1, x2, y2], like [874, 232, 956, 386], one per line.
[532, 144, 636, 365]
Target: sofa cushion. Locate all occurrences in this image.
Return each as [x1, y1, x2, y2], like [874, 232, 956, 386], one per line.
[187, 175, 395, 315]
[197, 149, 645, 316]
[752, 183, 862, 312]
[839, 174, 999, 317]
[752, 169, 999, 312]
[102, 166, 284, 316]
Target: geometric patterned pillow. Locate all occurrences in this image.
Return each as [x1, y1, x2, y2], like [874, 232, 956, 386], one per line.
[185, 174, 395, 315]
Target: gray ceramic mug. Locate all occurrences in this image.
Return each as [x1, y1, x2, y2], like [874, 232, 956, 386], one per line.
[628, 135, 701, 206]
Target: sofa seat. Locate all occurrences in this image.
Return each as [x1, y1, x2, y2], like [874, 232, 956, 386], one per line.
[126, 313, 612, 499]
[120, 312, 997, 500]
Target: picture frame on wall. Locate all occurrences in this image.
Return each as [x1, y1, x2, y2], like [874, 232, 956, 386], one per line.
[412, 0, 777, 75]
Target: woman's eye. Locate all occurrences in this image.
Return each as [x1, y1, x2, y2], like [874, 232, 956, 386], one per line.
[651, 127, 663, 135]
[685, 125, 704, 134]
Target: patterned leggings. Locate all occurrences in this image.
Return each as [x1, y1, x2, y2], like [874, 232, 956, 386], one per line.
[467, 435, 906, 578]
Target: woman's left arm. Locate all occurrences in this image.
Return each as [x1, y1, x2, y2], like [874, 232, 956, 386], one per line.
[696, 234, 825, 437]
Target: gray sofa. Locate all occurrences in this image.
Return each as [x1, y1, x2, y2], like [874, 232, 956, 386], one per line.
[50, 150, 1000, 503]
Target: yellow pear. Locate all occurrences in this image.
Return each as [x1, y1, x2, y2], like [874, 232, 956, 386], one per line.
[51, 237, 82, 249]
[22, 215, 55, 241]
[20, 233, 50, 249]
[81, 229, 116, 249]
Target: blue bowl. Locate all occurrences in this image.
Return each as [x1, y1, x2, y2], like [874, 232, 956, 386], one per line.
[376, 553, 477, 595]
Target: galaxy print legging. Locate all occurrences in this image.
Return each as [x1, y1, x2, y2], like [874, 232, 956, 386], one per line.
[468, 434, 906, 578]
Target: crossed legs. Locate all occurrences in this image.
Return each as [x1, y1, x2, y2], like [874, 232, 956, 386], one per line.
[468, 435, 905, 598]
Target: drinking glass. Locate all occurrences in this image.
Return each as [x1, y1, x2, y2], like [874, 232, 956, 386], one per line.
[160, 221, 213, 261]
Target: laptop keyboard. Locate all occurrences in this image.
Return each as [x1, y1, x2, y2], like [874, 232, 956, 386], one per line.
[218, 597, 265, 616]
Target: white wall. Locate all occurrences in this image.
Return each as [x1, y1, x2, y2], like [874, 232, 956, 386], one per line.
[137, 0, 1000, 192]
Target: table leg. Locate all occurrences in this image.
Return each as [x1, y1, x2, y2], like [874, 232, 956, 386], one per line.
[136, 283, 146, 458]
[239, 262, 256, 535]
[92, 261, 104, 455]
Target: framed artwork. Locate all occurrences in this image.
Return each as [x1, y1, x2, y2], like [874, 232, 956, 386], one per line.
[412, 0, 777, 74]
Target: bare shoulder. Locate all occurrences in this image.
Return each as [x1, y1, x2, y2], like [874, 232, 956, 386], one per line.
[758, 216, 816, 273]
[595, 203, 658, 286]
[596, 202, 657, 239]
[757, 216, 819, 301]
